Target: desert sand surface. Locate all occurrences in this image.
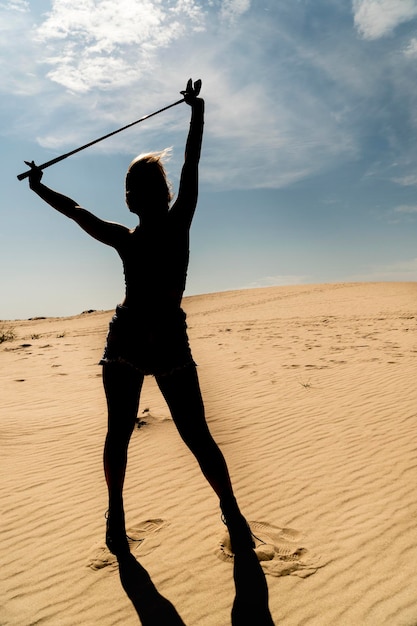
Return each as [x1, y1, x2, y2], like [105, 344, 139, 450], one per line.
[1, 282, 417, 625]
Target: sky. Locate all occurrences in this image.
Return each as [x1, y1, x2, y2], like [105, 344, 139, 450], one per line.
[1, 0, 417, 319]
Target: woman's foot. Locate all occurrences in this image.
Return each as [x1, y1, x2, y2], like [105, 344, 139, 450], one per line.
[220, 497, 255, 554]
[105, 510, 130, 556]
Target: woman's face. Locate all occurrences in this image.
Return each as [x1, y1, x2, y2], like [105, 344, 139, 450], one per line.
[125, 167, 168, 219]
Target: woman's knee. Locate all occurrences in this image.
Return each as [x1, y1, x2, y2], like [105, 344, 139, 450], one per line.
[106, 409, 137, 438]
[175, 419, 218, 457]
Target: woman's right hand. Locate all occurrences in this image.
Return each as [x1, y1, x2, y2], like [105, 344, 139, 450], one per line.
[24, 160, 43, 188]
[180, 78, 202, 105]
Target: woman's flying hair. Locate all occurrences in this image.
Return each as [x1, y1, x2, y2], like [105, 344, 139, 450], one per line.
[126, 148, 173, 204]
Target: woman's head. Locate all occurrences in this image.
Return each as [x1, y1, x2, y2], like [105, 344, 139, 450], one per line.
[125, 151, 172, 218]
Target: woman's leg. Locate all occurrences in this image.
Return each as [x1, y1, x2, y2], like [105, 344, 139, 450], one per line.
[102, 361, 144, 553]
[155, 365, 253, 552]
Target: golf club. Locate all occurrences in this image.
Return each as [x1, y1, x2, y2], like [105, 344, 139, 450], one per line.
[17, 97, 185, 181]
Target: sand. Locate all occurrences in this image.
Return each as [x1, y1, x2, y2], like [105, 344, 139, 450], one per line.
[1, 282, 417, 625]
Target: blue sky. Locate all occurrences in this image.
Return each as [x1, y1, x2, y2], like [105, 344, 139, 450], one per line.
[1, 0, 417, 319]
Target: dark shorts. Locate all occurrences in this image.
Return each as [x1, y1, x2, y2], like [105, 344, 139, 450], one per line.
[99, 305, 196, 376]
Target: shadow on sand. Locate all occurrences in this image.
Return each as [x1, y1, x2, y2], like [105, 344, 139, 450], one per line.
[117, 553, 187, 625]
[116, 549, 275, 625]
[232, 549, 276, 626]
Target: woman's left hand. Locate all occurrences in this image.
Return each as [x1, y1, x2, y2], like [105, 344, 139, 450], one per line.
[181, 78, 202, 105]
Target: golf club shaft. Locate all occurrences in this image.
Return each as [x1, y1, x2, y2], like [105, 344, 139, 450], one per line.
[17, 97, 185, 181]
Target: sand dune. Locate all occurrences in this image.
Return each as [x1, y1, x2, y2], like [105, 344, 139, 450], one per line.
[1, 282, 417, 625]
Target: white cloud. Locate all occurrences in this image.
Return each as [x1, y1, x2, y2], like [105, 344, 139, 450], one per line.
[353, 0, 417, 40]
[0, 3, 41, 96]
[220, 0, 250, 22]
[394, 204, 417, 213]
[0, 0, 29, 11]
[36, 0, 206, 93]
[393, 173, 417, 186]
[404, 36, 417, 56]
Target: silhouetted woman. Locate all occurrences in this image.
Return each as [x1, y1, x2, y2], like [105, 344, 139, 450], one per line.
[26, 79, 253, 556]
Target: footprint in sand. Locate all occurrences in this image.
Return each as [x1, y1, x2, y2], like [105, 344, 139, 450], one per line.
[87, 518, 167, 570]
[216, 521, 325, 579]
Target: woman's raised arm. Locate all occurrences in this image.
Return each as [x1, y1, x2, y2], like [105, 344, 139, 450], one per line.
[170, 79, 204, 227]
